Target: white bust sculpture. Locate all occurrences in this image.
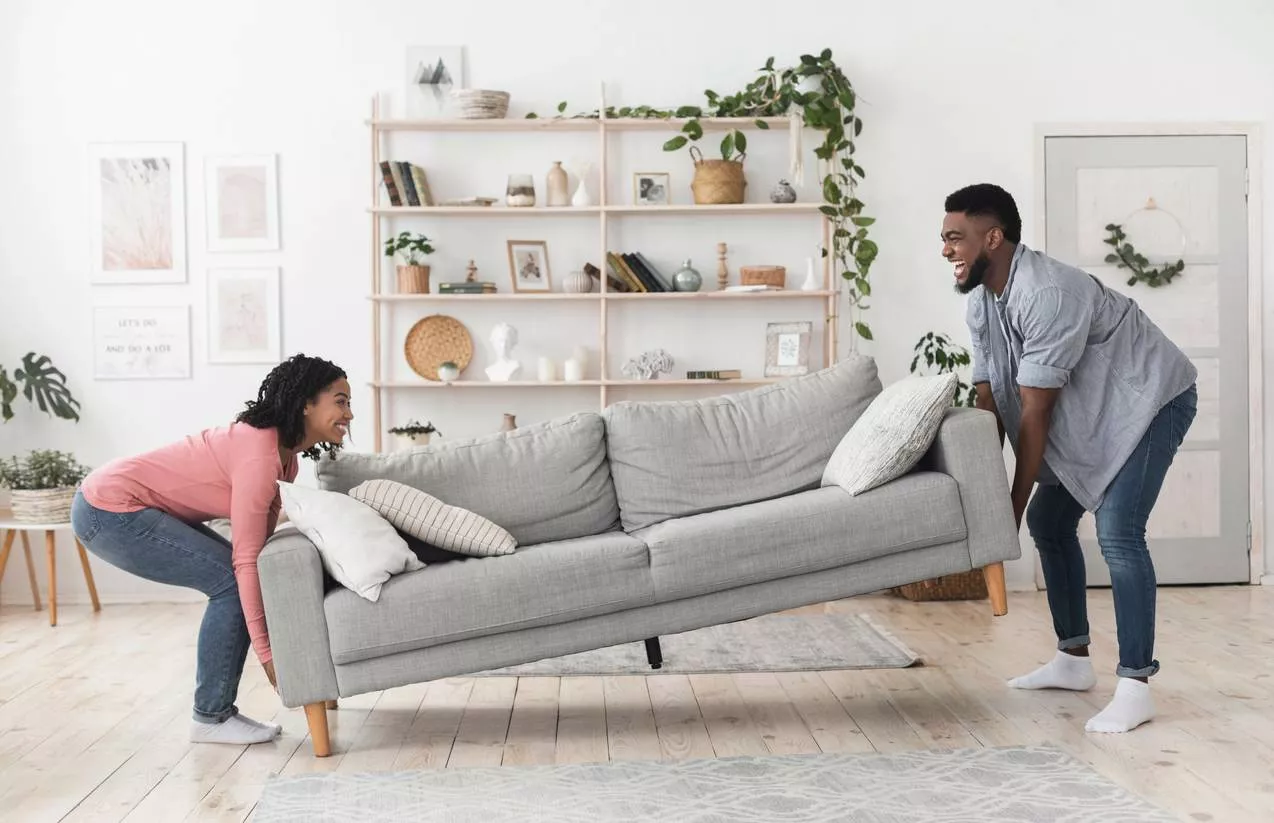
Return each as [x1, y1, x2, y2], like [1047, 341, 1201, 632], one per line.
[485, 322, 522, 382]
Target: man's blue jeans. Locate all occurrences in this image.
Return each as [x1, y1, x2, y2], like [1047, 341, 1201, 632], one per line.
[1025, 385, 1197, 679]
[70, 490, 251, 723]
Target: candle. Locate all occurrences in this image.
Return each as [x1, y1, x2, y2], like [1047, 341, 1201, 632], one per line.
[537, 356, 557, 382]
[564, 358, 583, 382]
[571, 345, 589, 371]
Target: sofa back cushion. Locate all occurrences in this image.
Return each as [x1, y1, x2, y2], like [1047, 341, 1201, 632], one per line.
[315, 412, 619, 545]
[602, 354, 883, 532]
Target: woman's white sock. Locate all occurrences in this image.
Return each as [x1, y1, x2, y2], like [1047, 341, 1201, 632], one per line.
[1007, 650, 1097, 691]
[1086, 677, 1155, 733]
[190, 713, 282, 745]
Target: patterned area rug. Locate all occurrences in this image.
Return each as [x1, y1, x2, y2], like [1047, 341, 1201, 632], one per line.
[255, 745, 1175, 822]
[472, 613, 920, 676]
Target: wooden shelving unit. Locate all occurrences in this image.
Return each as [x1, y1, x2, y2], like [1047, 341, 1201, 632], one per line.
[368, 95, 839, 451]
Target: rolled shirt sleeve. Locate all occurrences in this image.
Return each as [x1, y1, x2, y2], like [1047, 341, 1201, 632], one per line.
[966, 298, 990, 385]
[1016, 286, 1092, 389]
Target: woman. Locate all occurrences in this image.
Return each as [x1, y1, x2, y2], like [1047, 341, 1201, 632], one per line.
[71, 354, 352, 745]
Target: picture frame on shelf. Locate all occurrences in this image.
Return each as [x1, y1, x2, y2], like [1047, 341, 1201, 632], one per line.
[92, 305, 192, 380]
[507, 240, 552, 292]
[764, 321, 812, 377]
[633, 172, 670, 206]
[207, 266, 282, 364]
[205, 154, 280, 252]
[88, 141, 186, 284]
[404, 45, 465, 119]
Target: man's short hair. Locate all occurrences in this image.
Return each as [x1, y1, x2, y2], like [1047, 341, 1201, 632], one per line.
[945, 184, 1022, 243]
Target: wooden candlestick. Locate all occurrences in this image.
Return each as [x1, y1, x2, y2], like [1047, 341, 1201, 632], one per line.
[717, 242, 729, 290]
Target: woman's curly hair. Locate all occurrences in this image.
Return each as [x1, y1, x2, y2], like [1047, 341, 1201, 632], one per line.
[235, 354, 348, 460]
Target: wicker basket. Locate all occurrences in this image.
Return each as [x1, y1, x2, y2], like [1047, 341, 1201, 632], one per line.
[891, 569, 988, 602]
[397, 265, 431, 294]
[740, 265, 786, 288]
[10, 487, 76, 524]
[689, 146, 746, 205]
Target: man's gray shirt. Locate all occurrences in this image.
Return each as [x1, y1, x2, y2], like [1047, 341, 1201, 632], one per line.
[966, 243, 1197, 512]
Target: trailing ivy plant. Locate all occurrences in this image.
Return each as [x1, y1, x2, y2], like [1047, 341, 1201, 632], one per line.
[527, 49, 877, 343]
[1103, 223, 1185, 288]
[910, 332, 977, 408]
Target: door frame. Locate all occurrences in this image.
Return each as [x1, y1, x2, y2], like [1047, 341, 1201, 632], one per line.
[1033, 122, 1266, 585]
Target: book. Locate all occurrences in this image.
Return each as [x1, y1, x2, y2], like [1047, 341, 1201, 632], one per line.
[379, 161, 402, 206]
[687, 370, 742, 380]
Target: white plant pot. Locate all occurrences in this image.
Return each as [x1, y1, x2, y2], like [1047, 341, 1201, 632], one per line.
[10, 486, 76, 524]
[394, 432, 432, 451]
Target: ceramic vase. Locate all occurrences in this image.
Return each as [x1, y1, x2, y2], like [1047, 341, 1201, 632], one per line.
[571, 178, 591, 207]
[546, 161, 569, 207]
[672, 259, 702, 292]
[501, 413, 517, 431]
[563, 269, 593, 293]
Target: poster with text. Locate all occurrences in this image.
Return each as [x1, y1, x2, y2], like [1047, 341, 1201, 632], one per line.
[93, 306, 192, 379]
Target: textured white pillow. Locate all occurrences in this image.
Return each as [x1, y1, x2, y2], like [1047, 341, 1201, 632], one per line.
[820, 373, 957, 495]
[349, 479, 517, 558]
[276, 481, 423, 601]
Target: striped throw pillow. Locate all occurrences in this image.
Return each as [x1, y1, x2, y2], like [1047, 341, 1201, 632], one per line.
[348, 479, 517, 558]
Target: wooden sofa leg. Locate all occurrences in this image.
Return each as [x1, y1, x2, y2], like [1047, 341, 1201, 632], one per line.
[644, 637, 663, 670]
[325, 698, 338, 710]
[304, 702, 332, 757]
[983, 562, 1008, 617]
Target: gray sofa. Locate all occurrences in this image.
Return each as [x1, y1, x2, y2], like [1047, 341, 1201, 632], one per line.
[258, 353, 1019, 756]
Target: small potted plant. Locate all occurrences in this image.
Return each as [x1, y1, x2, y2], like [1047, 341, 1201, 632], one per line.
[0, 450, 91, 524]
[387, 419, 439, 450]
[384, 231, 437, 294]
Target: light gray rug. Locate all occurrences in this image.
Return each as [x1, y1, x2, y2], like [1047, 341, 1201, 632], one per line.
[255, 745, 1176, 822]
[472, 613, 920, 676]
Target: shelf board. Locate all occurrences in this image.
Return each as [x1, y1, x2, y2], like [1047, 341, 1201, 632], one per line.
[370, 290, 836, 302]
[368, 116, 795, 133]
[369, 203, 821, 216]
[371, 378, 779, 389]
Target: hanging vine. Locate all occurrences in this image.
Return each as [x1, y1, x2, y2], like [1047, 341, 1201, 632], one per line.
[1102, 223, 1185, 288]
[527, 49, 877, 343]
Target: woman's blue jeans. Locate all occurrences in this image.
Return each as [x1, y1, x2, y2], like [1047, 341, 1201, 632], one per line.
[1025, 385, 1197, 679]
[70, 490, 250, 723]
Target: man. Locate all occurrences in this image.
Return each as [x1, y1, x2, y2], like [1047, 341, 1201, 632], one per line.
[942, 183, 1198, 733]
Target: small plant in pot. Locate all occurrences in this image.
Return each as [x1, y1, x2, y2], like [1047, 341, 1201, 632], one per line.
[0, 450, 91, 524]
[384, 231, 437, 294]
[388, 419, 439, 450]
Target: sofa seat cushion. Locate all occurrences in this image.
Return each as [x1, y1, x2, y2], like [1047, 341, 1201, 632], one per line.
[314, 412, 619, 546]
[324, 531, 654, 665]
[603, 354, 882, 532]
[633, 472, 967, 603]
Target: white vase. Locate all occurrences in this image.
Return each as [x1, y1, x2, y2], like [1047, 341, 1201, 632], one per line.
[563, 270, 593, 293]
[571, 179, 591, 207]
[546, 161, 569, 206]
[801, 256, 820, 291]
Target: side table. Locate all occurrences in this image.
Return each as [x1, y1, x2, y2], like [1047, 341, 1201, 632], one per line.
[0, 508, 101, 626]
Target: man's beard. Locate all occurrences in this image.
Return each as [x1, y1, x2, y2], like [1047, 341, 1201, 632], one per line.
[954, 252, 991, 295]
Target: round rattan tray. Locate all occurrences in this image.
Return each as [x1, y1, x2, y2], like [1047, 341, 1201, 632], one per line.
[404, 315, 473, 381]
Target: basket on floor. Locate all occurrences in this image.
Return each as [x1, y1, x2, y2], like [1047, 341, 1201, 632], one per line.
[891, 569, 987, 602]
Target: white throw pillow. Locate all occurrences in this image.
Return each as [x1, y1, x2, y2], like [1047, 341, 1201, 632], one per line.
[276, 481, 423, 601]
[820, 373, 957, 495]
[349, 479, 517, 558]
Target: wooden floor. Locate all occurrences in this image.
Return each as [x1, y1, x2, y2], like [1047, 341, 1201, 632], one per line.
[0, 587, 1272, 822]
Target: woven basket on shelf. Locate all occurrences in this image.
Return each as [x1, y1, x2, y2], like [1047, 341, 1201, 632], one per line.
[10, 487, 76, 524]
[891, 569, 988, 602]
[689, 146, 746, 205]
[740, 265, 786, 288]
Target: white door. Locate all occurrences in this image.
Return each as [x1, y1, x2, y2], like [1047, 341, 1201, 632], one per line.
[1041, 134, 1250, 585]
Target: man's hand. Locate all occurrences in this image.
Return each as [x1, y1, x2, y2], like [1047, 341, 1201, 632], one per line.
[263, 659, 278, 691]
[1011, 386, 1060, 530]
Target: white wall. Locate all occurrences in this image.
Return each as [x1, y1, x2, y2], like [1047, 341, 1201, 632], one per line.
[2, 0, 1272, 604]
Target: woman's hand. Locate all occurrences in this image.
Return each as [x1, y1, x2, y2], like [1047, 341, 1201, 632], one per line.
[263, 659, 278, 691]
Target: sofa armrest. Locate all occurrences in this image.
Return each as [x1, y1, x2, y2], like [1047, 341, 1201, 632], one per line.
[919, 407, 1021, 568]
[258, 530, 339, 708]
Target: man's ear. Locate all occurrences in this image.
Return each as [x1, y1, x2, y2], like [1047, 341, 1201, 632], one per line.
[986, 226, 1005, 251]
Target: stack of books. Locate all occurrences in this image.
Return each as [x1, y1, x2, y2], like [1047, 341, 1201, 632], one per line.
[439, 281, 497, 295]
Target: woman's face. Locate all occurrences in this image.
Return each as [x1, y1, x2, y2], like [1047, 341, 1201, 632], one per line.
[304, 378, 353, 445]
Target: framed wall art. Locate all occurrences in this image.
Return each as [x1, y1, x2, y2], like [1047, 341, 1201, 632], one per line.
[207, 266, 281, 363]
[92, 305, 192, 379]
[88, 142, 187, 284]
[507, 240, 552, 292]
[764, 321, 812, 377]
[205, 154, 280, 252]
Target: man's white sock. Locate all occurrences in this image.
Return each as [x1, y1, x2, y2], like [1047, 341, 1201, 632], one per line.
[1086, 677, 1154, 733]
[190, 713, 282, 745]
[1007, 650, 1097, 691]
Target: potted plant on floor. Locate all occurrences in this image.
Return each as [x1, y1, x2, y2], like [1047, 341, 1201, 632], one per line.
[388, 419, 439, 450]
[0, 450, 91, 524]
[384, 231, 437, 294]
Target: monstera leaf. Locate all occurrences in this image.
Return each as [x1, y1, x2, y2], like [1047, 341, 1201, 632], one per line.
[11, 353, 80, 422]
[0, 367, 16, 423]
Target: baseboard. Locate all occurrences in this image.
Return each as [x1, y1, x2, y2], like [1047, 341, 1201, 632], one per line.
[1261, 574, 1274, 586]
